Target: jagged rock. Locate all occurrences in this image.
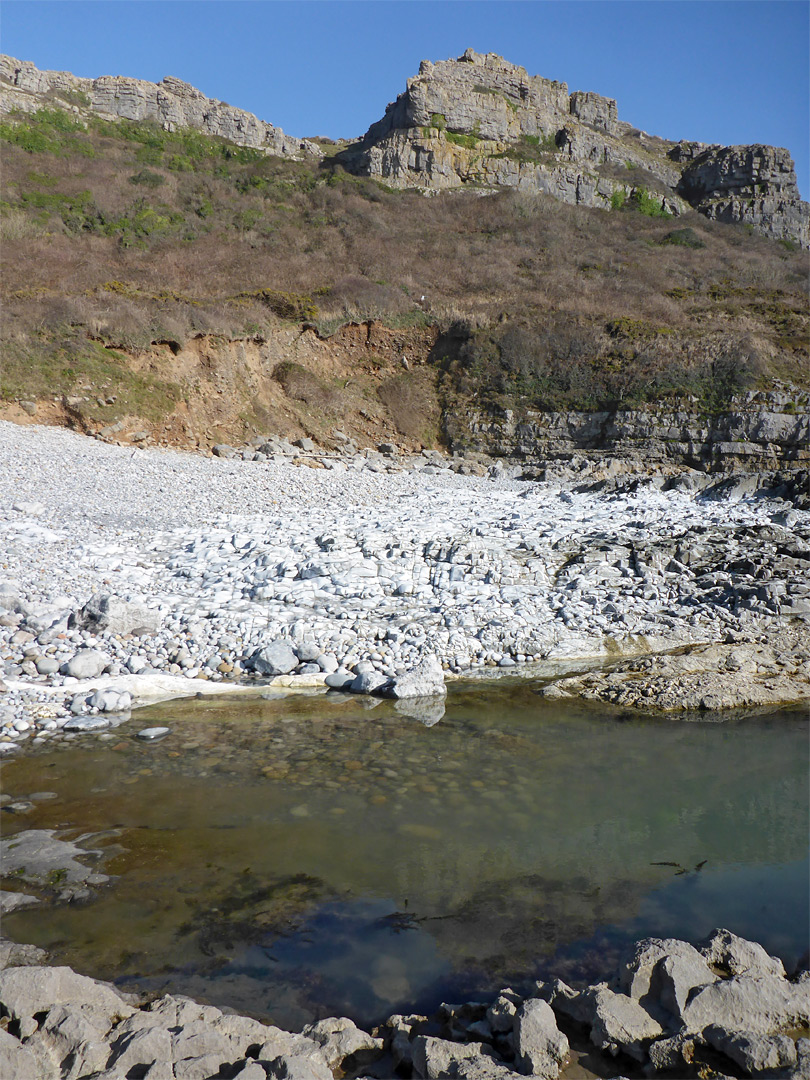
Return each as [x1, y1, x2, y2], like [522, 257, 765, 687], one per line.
[69, 593, 160, 635]
[513, 999, 570, 1077]
[300, 1016, 383, 1069]
[0, 55, 320, 160]
[705, 1026, 798, 1075]
[700, 927, 787, 980]
[386, 653, 447, 698]
[0, 966, 135, 1033]
[411, 1034, 513, 1079]
[647, 1032, 699, 1072]
[486, 993, 519, 1033]
[544, 978, 602, 1026]
[619, 936, 718, 1021]
[588, 987, 664, 1060]
[248, 641, 299, 676]
[681, 974, 810, 1036]
[677, 143, 809, 248]
[0, 938, 48, 969]
[387, 1014, 428, 1071]
[339, 48, 807, 247]
[0, 1027, 59, 1080]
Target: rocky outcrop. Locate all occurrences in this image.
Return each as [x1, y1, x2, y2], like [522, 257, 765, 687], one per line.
[674, 142, 809, 248]
[541, 625, 810, 712]
[2, 50, 806, 244]
[340, 48, 682, 216]
[1, 929, 806, 1078]
[0, 55, 320, 160]
[341, 48, 808, 247]
[445, 388, 810, 472]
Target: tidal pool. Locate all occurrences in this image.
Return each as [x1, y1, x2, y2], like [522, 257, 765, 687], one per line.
[2, 683, 808, 1031]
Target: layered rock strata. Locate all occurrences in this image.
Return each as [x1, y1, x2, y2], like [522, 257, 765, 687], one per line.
[0, 54, 320, 160]
[446, 388, 810, 472]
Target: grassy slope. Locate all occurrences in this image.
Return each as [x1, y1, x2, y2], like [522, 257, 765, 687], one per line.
[0, 106, 807, 446]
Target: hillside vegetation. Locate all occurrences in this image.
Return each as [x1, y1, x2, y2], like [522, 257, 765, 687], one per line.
[0, 106, 807, 448]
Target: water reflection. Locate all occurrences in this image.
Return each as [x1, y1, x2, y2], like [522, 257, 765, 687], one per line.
[1, 688, 807, 1030]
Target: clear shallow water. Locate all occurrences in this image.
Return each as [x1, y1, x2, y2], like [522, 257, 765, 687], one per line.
[2, 684, 808, 1030]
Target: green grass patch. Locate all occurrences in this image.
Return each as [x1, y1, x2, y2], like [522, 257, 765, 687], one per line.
[0, 335, 182, 421]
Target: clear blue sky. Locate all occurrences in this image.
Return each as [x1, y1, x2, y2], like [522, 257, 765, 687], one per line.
[2, 1, 808, 197]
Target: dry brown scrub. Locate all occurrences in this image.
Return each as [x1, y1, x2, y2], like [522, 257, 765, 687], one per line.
[0, 115, 807, 430]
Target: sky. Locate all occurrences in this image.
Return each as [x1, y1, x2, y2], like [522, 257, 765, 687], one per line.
[2, 0, 808, 197]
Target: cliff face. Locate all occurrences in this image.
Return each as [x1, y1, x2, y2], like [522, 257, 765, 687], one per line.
[0, 55, 321, 160]
[1, 50, 807, 247]
[342, 49, 809, 248]
[444, 390, 810, 474]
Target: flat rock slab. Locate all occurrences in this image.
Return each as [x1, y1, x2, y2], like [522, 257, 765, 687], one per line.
[0, 891, 40, 914]
[0, 830, 110, 887]
[682, 975, 810, 1035]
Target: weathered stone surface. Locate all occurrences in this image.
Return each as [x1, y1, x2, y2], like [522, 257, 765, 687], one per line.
[69, 593, 160, 635]
[588, 987, 664, 1060]
[411, 1034, 513, 1079]
[514, 998, 570, 1077]
[0, 890, 40, 914]
[705, 1026, 798, 1075]
[300, 1015, 383, 1068]
[387, 653, 447, 698]
[0, 55, 320, 161]
[647, 1032, 698, 1072]
[0, 1027, 59, 1080]
[65, 647, 110, 679]
[700, 927, 787, 980]
[677, 143, 809, 248]
[0, 966, 134, 1029]
[486, 993, 518, 1033]
[681, 974, 810, 1036]
[545, 978, 602, 1026]
[338, 48, 807, 247]
[249, 641, 299, 676]
[0, 938, 48, 968]
[619, 936, 718, 1021]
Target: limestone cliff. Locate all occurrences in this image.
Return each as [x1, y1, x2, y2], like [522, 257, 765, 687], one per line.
[340, 49, 808, 248]
[0, 55, 321, 160]
[1, 50, 806, 246]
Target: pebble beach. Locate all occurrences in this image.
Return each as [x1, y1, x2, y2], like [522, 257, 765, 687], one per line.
[1, 420, 809, 748]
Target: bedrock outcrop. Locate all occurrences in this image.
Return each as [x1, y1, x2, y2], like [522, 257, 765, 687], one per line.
[340, 48, 809, 247]
[444, 387, 810, 473]
[0, 54, 320, 160]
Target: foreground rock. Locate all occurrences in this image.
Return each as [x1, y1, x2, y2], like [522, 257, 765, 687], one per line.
[0, 929, 806, 1079]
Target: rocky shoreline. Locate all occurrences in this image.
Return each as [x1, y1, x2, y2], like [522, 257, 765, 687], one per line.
[0, 927, 807, 1079]
[1, 421, 809, 1076]
[1, 421, 809, 751]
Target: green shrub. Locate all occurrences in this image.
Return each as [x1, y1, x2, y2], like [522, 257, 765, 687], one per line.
[631, 187, 672, 218]
[610, 189, 627, 211]
[660, 227, 705, 248]
[446, 131, 480, 150]
[430, 113, 447, 131]
[129, 169, 164, 187]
